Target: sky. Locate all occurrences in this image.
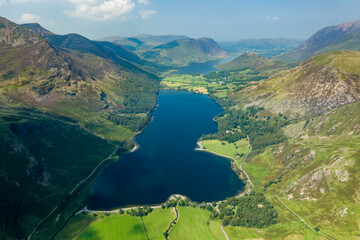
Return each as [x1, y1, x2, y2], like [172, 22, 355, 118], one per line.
[0, 0, 359, 41]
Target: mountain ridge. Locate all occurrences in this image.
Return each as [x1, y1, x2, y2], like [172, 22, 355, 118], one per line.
[139, 37, 229, 67]
[278, 19, 360, 62]
[231, 50, 360, 116]
[217, 52, 289, 76]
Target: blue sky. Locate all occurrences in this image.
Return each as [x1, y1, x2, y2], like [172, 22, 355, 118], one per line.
[0, 0, 359, 41]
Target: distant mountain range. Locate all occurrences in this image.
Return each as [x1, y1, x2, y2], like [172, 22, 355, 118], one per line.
[220, 38, 302, 58]
[278, 19, 360, 62]
[139, 37, 229, 67]
[99, 34, 188, 51]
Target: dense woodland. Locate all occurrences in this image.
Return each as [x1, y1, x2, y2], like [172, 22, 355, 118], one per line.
[118, 72, 159, 114]
[214, 193, 278, 228]
[107, 114, 151, 132]
[203, 106, 289, 150]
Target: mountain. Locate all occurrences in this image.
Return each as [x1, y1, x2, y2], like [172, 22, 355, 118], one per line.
[317, 31, 360, 54]
[239, 96, 360, 239]
[139, 37, 229, 67]
[220, 38, 302, 58]
[0, 17, 159, 239]
[20, 23, 54, 37]
[100, 34, 188, 51]
[134, 34, 189, 44]
[278, 19, 360, 62]
[21, 25, 165, 75]
[231, 51, 360, 116]
[208, 49, 360, 239]
[217, 52, 289, 76]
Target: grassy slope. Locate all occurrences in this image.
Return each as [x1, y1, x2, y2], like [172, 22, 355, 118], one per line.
[170, 207, 225, 240]
[217, 52, 289, 76]
[0, 17, 160, 240]
[318, 32, 360, 55]
[235, 101, 360, 239]
[54, 214, 96, 240]
[0, 108, 117, 239]
[230, 51, 360, 116]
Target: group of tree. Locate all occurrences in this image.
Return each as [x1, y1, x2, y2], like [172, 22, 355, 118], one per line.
[125, 206, 153, 217]
[107, 113, 150, 131]
[203, 106, 289, 150]
[216, 193, 278, 228]
[118, 72, 159, 114]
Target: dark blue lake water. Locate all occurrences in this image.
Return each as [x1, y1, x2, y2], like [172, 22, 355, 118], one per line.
[88, 90, 244, 209]
[175, 55, 237, 74]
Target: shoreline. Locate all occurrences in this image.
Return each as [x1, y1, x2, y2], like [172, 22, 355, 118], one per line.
[80, 92, 253, 215]
[195, 138, 254, 198]
[77, 194, 187, 215]
[82, 139, 254, 215]
[195, 140, 234, 161]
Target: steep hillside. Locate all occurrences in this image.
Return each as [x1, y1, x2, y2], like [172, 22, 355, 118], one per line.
[2, 19, 159, 139]
[0, 109, 116, 240]
[241, 100, 360, 239]
[39, 31, 164, 74]
[20, 23, 53, 37]
[140, 37, 229, 67]
[220, 38, 302, 57]
[217, 52, 289, 76]
[231, 51, 360, 116]
[0, 17, 160, 239]
[279, 19, 360, 62]
[318, 31, 360, 54]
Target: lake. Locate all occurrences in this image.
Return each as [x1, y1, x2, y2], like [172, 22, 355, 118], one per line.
[175, 55, 237, 74]
[88, 90, 244, 210]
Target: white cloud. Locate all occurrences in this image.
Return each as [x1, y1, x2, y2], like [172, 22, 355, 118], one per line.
[137, 0, 149, 5]
[19, 13, 54, 27]
[66, 0, 137, 21]
[267, 16, 279, 21]
[139, 9, 156, 19]
[0, 0, 6, 7]
[19, 13, 44, 23]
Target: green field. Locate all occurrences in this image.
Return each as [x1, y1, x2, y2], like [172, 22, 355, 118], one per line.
[56, 207, 228, 240]
[161, 74, 210, 94]
[170, 207, 225, 240]
[201, 139, 250, 159]
[142, 208, 175, 240]
[76, 214, 146, 240]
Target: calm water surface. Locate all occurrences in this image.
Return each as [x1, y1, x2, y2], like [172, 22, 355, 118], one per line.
[175, 55, 237, 74]
[88, 90, 244, 209]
